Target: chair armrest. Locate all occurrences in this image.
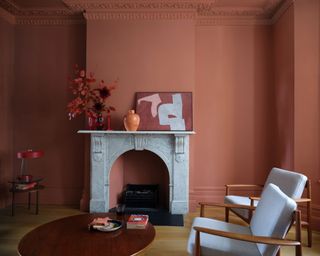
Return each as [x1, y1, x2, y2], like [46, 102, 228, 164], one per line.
[225, 184, 263, 195]
[294, 198, 311, 203]
[199, 202, 256, 210]
[193, 226, 300, 246]
[225, 184, 263, 189]
[249, 196, 261, 201]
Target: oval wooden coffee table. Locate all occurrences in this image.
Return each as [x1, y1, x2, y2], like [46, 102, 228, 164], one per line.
[18, 213, 155, 256]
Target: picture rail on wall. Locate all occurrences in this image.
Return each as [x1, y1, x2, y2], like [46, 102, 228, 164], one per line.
[135, 92, 193, 131]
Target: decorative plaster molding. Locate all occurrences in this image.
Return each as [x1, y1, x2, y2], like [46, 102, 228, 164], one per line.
[0, 7, 15, 24]
[84, 10, 196, 20]
[196, 17, 272, 26]
[1, 0, 293, 25]
[64, 0, 210, 12]
[271, 0, 294, 24]
[67, 0, 288, 24]
[0, 0, 84, 25]
[15, 15, 85, 25]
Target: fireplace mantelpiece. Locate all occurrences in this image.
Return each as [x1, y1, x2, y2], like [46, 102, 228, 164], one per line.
[78, 130, 194, 214]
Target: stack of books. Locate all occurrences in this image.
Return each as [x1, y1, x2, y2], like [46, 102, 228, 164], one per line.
[126, 214, 149, 229]
[15, 182, 37, 190]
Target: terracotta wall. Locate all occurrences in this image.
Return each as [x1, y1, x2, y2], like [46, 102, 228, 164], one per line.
[273, 0, 320, 229]
[294, 0, 320, 229]
[273, 5, 294, 169]
[12, 24, 86, 204]
[190, 24, 274, 205]
[0, 15, 14, 208]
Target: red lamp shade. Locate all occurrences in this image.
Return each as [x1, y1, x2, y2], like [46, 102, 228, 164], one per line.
[17, 150, 44, 159]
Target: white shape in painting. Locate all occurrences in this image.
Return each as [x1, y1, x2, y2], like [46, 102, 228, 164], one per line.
[158, 94, 186, 130]
[137, 93, 162, 117]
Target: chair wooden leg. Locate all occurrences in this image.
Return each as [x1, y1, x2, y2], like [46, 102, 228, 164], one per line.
[225, 208, 229, 222]
[195, 231, 201, 256]
[200, 205, 205, 217]
[276, 249, 281, 256]
[306, 180, 312, 247]
[295, 211, 302, 256]
[305, 202, 312, 247]
[307, 223, 312, 247]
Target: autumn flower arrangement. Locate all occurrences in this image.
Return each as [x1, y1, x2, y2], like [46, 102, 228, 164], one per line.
[67, 65, 117, 129]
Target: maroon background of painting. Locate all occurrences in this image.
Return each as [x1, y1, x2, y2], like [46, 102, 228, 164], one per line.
[136, 92, 193, 131]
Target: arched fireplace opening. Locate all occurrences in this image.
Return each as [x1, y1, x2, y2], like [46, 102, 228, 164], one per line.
[109, 150, 169, 211]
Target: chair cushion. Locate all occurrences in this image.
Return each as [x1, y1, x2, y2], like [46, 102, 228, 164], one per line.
[264, 167, 307, 199]
[224, 196, 259, 220]
[250, 184, 297, 256]
[187, 217, 261, 256]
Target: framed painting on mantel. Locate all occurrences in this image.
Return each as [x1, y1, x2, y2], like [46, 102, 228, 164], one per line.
[135, 92, 193, 131]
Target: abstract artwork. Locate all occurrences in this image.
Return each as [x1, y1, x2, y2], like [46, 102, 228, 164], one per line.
[136, 92, 193, 131]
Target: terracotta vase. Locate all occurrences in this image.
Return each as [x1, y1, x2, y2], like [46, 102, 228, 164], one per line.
[124, 110, 140, 131]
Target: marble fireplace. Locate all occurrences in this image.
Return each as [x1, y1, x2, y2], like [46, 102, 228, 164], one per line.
[78, 130, 193, 214]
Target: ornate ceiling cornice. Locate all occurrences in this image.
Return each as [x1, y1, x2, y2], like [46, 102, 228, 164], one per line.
[0, 0, 294, 25]
[83, 11, 196, 20]
[0, 0, 84, 25]
[0, 5, 15, 24]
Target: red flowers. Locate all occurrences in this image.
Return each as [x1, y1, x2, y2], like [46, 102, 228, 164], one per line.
[67, 65, 117, 120]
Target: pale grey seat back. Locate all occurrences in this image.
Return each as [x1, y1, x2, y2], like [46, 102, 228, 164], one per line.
[250, 184, 297, 256]
[264, 167, 307, 199]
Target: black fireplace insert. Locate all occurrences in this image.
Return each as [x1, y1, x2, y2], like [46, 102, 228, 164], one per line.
[123, 184, 159, 208]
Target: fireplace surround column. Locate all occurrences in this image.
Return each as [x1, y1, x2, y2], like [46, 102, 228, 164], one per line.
[78, 130, 194, 214]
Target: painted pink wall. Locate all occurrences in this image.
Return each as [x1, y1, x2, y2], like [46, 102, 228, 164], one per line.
[272, 5, 294, 169]
[294, 0, 320, 229]
[86, 19, 195, 209]
[191, 25, 274, 206]
[0, 16, 14, 208]
[273, 1, 320, 229]
[13, 24, 86, 204]
[86, 20, 195, 128]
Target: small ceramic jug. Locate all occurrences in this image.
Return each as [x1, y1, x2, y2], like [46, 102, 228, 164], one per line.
[124, 110, 140, 131]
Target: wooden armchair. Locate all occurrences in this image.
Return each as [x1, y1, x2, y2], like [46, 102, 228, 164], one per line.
[187, 184, 302, 256]
[224, 167, 312, 247]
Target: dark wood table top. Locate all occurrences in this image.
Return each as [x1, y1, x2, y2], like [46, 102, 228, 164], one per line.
[18, 213, 156, 256]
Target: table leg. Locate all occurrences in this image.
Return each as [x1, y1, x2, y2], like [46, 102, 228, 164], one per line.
[28, 192, 31, 210]
[11, 191, 15, 216]
[36, 190, 39, 214]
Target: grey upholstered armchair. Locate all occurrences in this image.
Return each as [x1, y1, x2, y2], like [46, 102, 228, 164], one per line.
[187, 183, 302, 256]
[224, 167, 311, 247]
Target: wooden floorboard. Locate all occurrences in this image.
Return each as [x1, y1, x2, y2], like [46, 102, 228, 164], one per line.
[0, 205, 319, 255]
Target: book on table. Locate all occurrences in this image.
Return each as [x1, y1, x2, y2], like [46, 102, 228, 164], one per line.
[15, 182, 37, 190]
[126, 214, 149, 229]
